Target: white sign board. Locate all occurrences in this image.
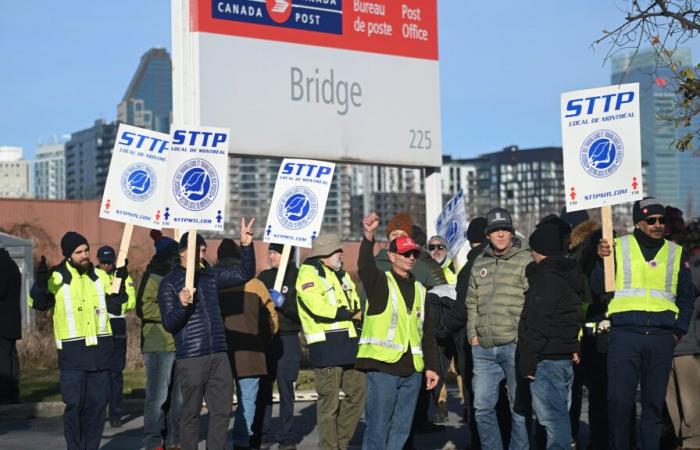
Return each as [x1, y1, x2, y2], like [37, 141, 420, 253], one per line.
[162, 125, 230, 231]
[560, 83, 643, 211]
[435, 190, 468, 261]
[99, 124, 168, 229]
[172, 0, 442, 167]
[264, 159, 336, 248]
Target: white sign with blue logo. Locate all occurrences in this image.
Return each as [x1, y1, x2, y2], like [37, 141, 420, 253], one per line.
[561, 83, 643, 212]
[162, 125, 230, 231]
[264, 159, 336, 248]
[99, 124, 169, 229]
[435, 190, 468, 261]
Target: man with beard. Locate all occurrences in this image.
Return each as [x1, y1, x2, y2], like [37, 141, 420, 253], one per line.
[29, 231, 128, 450]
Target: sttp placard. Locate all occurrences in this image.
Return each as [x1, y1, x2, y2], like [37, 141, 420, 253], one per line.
[264, 158, 336, 248]
[162, 125, 230, 231]
[435, 190, 468, 261]
[99, 124, 169, 229]
[560, 83, 643, 212]
[172, 0, 442, 167]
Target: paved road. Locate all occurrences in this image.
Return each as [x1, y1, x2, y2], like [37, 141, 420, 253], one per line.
[0, 394, 592, 450]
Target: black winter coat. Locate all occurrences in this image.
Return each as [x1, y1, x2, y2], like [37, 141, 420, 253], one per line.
[258, 265, 301, 334]
[0, 248, 21, 339]
[159, 245, 255, 360]
[517, 255, 584, 378]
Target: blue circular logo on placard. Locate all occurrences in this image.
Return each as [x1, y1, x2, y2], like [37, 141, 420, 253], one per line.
[580, 130, 624, 178]
[121, 163, 156, 202]
[445, 220, 459, 246]
[277, 186, 318, 230]
[173, 159, 219, 211]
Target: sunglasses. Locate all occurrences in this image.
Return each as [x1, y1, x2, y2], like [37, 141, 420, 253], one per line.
[428, 244, 446, 251]
[398, 250, 421, 259]
[644, 217, 666, 225]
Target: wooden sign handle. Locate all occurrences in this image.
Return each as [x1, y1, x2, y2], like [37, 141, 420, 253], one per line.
[601, 206, 615, 293]
[273, 244, 291, 292]
[111, 223, 134, 294]
[185, 229, 197, 292]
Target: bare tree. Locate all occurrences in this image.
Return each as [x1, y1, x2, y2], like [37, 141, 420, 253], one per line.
[595, 0, 700, 152]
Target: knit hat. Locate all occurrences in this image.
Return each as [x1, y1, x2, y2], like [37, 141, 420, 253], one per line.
[389, 235, 420, 254]
[537, 214, 572, 239]
[529, 224, 564, 257]
[179, 232, 206, 252]
[385, 213, 413, 238]
[149, 229, 164, 243]
[61, 231, 89, 258]
[306, 234, 343, 259]
[633, 197, 665, 224]
[560, 207, 590, 229]
[154, 237, 179, 261]
[269, 243, 296, 260]
[96, 246, 116, 264]
[485, 208, 514, 234]
[217, 238, 240, 260]
[466, 217, 488, 244]
[428, 235, 448, 247]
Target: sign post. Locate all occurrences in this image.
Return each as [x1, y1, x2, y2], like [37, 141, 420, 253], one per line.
[100, 124, 170, 292]
[560, 83, 643, 292]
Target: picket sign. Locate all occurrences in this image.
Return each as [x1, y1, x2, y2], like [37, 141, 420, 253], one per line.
[185, 229, 197, 292]
[111, 224, 134, 294]
[601, 206, 615, 292]
[273, 245, 293, 292]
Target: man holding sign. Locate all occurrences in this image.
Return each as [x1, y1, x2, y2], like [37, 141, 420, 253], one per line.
[158, 218, 256, 450]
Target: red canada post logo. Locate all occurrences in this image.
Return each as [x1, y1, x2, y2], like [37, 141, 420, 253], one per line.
[266, 0, 292, 23]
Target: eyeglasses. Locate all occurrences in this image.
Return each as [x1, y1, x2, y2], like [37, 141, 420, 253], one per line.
[644, 217, 666, 225]
[399, 250, 421, 259]
[428, 244, 446, 251]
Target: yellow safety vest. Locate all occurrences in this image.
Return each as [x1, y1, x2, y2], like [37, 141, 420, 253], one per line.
[105, 272, 136, 318]
[608, 235, 682, 317]
[28, 261, 112, 349]
[296, 263, 360, 344]
[443, 265, 457, 285]
[357, 272, 426, 371]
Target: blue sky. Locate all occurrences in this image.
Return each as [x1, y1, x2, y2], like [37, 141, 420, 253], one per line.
[2, 1, 700, 161]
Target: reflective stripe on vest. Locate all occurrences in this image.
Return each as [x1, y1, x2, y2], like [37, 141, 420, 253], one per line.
[358, 275, 403, 350]
[57, 284, 77, 349]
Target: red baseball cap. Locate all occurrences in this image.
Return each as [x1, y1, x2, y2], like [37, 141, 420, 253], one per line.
[389, 236, 420, 254]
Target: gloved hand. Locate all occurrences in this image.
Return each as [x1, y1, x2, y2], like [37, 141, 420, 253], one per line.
[114, 258, 128, 279]
[35, 255, 50, 291]
[106, 292, 127, 315]
[270, 289, 285, 308]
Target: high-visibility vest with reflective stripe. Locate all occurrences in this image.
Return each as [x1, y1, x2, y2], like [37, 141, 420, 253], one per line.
[106, 272, 136, 318]
[29, 261, 112, 349]
[357, 272, 426, 371]
[296, 263, 360, 344]
[608, 235, 682, 317]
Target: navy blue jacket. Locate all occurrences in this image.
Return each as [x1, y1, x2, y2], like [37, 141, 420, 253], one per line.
[159, 244, 255, 360]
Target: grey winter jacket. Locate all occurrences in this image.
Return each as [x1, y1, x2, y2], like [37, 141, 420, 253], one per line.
[466, 241, 530, 348]
[675, 251, 700, 356]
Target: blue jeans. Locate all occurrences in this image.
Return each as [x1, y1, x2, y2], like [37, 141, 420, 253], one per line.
[362, 371, 421, 450]
[233, 377, 260, 447]
[531, 360, 573, 450]
[472, 343, 529, 450]
[143, 352, 182, 450]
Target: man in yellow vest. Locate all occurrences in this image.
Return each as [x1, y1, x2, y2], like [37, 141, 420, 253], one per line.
[357, 212, 440, 450]
[596, 197, 694, 450]
[427, 235, 457, 285]
[29, 231, 128, 450]
[296, 233, 366, 450]
[96, 245, 136, 428]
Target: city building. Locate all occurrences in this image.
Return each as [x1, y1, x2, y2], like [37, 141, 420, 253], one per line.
[64, 120, 117, 199]
[117, 47, 172, 133]
[0, 147, 30, 198]
[612, 48, 700, 218]
[34, 142, 65, 199]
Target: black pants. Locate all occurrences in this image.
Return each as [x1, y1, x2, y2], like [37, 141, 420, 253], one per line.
[177, 352, 233, 450]
[108, 336, 127, 420]
[0, 338, 19, 404]
[582, 334, 609, 449]
[608, 329, 675, 450]
[60, 368, 110, 450]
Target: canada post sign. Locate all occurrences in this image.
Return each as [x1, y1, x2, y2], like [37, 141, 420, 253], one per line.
[264, 158, 336, 248]
[173, 0, 442, 166]
[100, 124, 169, 229]
[560, 83, 643, 212]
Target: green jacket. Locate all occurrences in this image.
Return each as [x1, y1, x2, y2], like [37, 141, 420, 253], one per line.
[136, 260, 175, 353]
[466, 241, 530, 348]
[375, 248, 447, 289]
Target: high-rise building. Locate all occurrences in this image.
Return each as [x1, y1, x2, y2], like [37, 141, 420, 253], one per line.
[612, 49, 700, 217]
[0, 147, 30, 198]
[34, 142, 66, 199]
[65, 120, 117, 199]
[117, 48, 172, 133]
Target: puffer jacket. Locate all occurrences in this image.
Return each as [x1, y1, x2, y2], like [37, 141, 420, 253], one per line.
[466, 240, 530, 348]
[159, 244, 255, 360]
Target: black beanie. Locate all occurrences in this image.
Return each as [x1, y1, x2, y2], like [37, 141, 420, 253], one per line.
[633, 197, 665, 224]
[61, 231, 89, 258]
[466, 217, 488, 244]
[269, 243, 296, 260]
[217, 238, 240, 260]
[179, 232, 206, 252]
[529, 224, 564, 257]
[537, 214, 572, 239]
